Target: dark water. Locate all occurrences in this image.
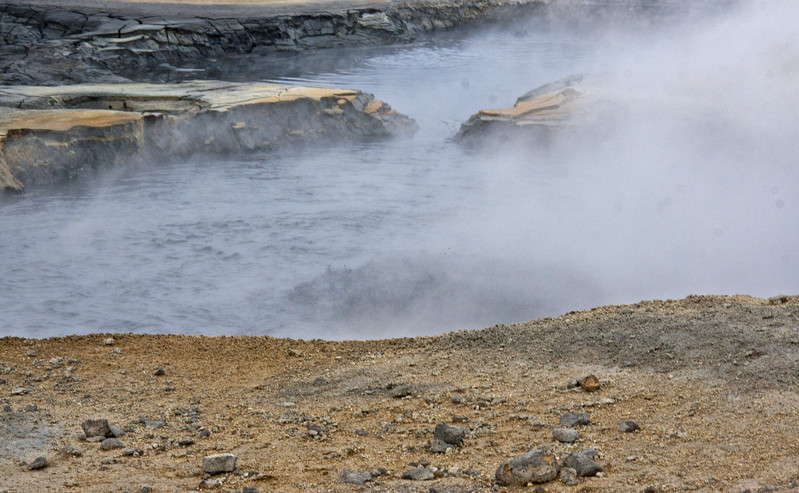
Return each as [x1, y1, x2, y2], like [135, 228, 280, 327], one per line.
[2, 6, 798, 339]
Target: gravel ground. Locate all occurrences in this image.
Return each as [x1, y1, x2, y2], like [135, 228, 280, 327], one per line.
[1, 294, 798, 492]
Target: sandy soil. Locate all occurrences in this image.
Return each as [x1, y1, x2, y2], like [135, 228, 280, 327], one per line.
[1, 294, 798, 492]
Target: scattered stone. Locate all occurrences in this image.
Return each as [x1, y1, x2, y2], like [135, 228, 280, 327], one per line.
[338, 469, 371, 485]
[82, 419, 112, 438]
[560, 466, 579, 485]
[389, 383, 413, 398]
[202, 453, 237, 474]
[28, 456, 49, 470]
[578, 374, 601, 392]
[402, 467, 436, 481]
[48, 357, 63, 368]
[450, 394, 465, 404]
[495, 446, 559, 486]
[61, 444, 82, 457]
[199, 478, 222, 489]
[242, 487, 260, 493]
[11, 387, 29, 395]
[109, 424, 125, 437]
[312, 377, 328, 386]
[553, 427, 579, 443]
[100, 438, 125, 450]
[3, 405, 11, 412]
[560, 412, 590, 427]
[563, 449, 602, 477]
[112, 348, 122, 355]
[178, 438, 195, 446]
[287, 348, 303, 357]
[371, 467, 388, 477]
[431, 423, 468, 453]
[122, 447, 144, 457]
[619, 420, 640, 433]
[25, 404, 38, 412]
[154, 368, 165, 376]
[103, 338, 115, 345]
[140, 416, 166, 428]
[141, 486, 153, 493]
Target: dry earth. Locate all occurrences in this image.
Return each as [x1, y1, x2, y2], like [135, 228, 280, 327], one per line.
[1, 295, 798, 492]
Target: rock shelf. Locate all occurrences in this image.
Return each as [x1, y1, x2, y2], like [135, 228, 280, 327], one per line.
[0, 80, 416, 192]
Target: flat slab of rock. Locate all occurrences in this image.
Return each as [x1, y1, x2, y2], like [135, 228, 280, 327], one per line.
[455, 74, 595, 146]
[0, 80, 415, 192]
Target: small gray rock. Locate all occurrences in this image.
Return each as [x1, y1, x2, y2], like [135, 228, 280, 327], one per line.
[563, 450, 602, 477]
[402, 467, 435, 481]
[109, 424, 125, 437]
[29, 456, 49, 470]
[619, 420, 640, 433]
[389, 383, 413, 398]
[202, 453, 237, 474]
[141, 486, 153, 493]
[242, 487, 260, 493]
[553, 427, 579, 443]
[560, 467, 579, 485]
[100, 438, 124, 450]
[199, 478, 221, 488]
[25, 404, 38, 412]
[338, 469, 371, 485]
[495, 446, 559, 486]
[3, 405, 11, 412]
[82, 418, 112, 438]
[560, 412, 590, 427]
[434, 423, 468, 446]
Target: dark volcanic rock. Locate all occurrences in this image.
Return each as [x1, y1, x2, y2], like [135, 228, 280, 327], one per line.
[619, 420, 641, 433]
[495, 446, 559, 486]
[563, 450, 602, 477]
[81, 419, 111, 438]
[560, 412, 590, 427]
[28, 456, 49, 470]
[431, 423, 468, 452]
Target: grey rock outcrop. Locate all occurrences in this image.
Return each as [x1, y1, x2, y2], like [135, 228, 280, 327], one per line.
[338, 469, 372, 485]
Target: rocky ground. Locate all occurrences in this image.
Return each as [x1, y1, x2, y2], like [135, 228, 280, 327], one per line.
[1, 294, 798, 492]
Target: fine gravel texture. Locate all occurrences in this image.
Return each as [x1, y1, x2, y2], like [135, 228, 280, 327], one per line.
[0, 294, 798, 492]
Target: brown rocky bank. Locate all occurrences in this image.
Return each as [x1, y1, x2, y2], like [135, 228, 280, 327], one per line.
[1, 294, 798, 492]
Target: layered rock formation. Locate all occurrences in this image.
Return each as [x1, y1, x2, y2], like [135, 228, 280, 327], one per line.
[455, 74, 594, 146]
[0, 0, 549, 85]
[0, 81, 416, 192]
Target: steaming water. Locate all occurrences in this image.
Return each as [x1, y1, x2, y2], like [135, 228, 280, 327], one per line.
[2, 3, 798, 339]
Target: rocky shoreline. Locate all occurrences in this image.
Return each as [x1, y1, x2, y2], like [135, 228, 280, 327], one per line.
[1, 295, 798, 492]
[0, 81, 415, 192]
[0, 0, 549, 86]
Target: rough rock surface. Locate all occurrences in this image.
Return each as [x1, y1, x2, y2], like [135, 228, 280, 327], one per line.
[0, 0, 549, 86]
[0, 81, 415, 192]
[495, 446, 559, 485]
[202, 453, 237, 474]
[0, 295, 798, 491]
